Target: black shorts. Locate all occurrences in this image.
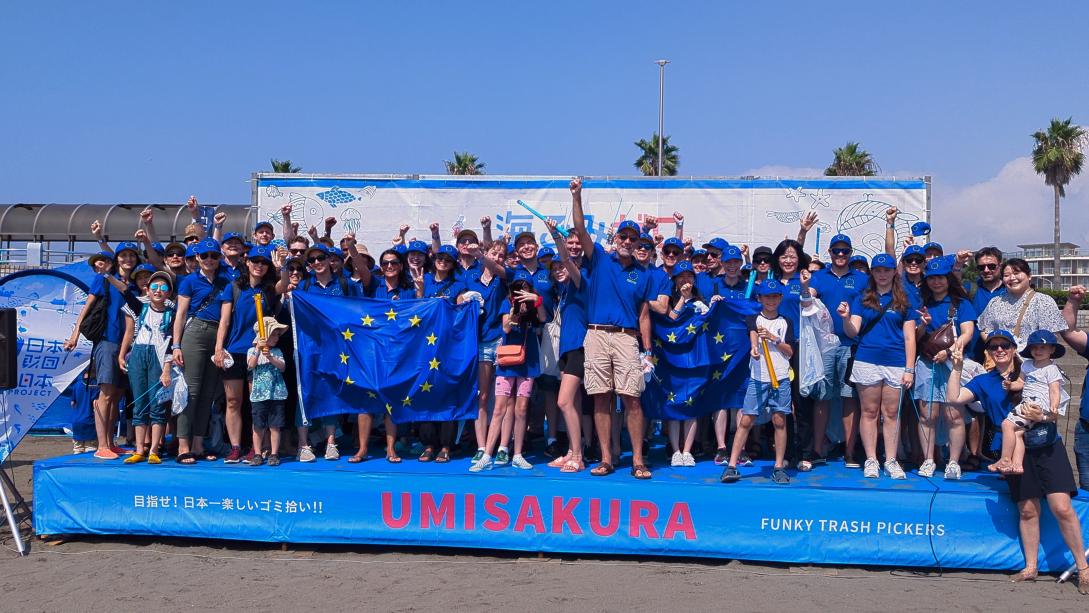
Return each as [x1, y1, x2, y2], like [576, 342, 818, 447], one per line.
[222, 352, 248, 381]
[252, 400, 285, 430]
[558, 348, 585, 380]
[1006, 440, 1079, 502]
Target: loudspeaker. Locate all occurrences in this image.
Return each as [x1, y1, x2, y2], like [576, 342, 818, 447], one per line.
[0, 308, 16, 390]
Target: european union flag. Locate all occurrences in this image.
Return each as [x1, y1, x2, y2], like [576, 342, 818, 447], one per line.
[643, 299, 759, 420]
[291, 292, 479, 424]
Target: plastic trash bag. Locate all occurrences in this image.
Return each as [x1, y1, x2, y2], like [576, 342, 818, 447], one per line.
[799, 298, 841, 398]
[169, 365, 188, 416]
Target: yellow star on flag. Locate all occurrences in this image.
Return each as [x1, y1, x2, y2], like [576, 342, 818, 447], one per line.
[429, 357, 441, 370]
[339, 353, 349, 364]
[367, 391, 377, 399]
[385, 307, 398, 321]
[721, 352, 732, 362]
[649, 355, 659, 366]
[409, 314, 422, 327]
[702, 322, 710, 331]
[420, 382, 433, 392]
[361, 314, 374, 326]
[385, 403, 392, 414]
[667, 332, 677, 343]
[685, 323, 697, 335]
[668, 392, 676, 402]
[714, 332, 724, 344]
[341, 328, 354, 341]
[402, 395, 412, 406]
[654, 339, 663, 348]
[712, 369, 722, 380]
[344, 375, 354, 385]
[425, 332, 437, 345]
[685, 397, 694, 406]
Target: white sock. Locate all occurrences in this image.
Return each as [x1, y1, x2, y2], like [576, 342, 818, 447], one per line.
[499, 446, 509, 454]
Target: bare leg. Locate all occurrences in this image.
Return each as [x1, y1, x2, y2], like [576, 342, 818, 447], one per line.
[270, 427, 281, 456]
[992, 420, 1018, 472]
[714, 409, 729, 450]
[557, 374, 583, 461]
[484, 395, 511, 455]
[841, 396, 860, 463]
[880, 384, 901, 462]
[149, 424, 165, 456]
[513, 396, 531, 456]
[728, 414, 755, 467]
[621, 395, 649, 476]
[917, 401, 937, 462]
[1045, 492, 1089, 575]
[668, 420, 680, 455]
[353, 413, 373, 460]
[944, 404, 966, 464]
[682, 419, 698, 454]
[856, 384, 883, 460]
[384, 415, 398, 459]
[131, 425, 148, 455]
[252, 427, 265, 457]
[475, 361, 494, 449]
[223, 379, 245, 448]
[592, 394, 613, 466]
[1010, 432, 1026, 474]
[772, 413, 788, 468]
[1014, 498, 1041, 581]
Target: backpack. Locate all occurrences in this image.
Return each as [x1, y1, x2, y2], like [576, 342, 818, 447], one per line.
[79, 283, 111, 343]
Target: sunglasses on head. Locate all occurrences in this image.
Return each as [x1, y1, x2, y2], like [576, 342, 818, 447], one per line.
[987, 341, 1014, 351]
[381, 260, 401, 268]
[307, 255, 327, 264]
[148, 282, 170, 292]
[979, 263, 999, 271]
[830, 248, 851, 256]
[198, 252, 220, 260]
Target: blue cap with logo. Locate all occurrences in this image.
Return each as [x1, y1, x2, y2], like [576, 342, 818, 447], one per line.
[702, 237, 729, 252]
[985, 329, 1016, 348]
[901, 245, 925, 260]
[221, 232, 244, 246]
[662, 237, 684, 252]
[757, 278, 784, 296]
[328, 247, 345, 260]
[871, 253, 897, 270]
[406, 240, 429, 255]
[722, 245, 743, 262]
[393, 244, 407, 255]
[924, 257, 953, 277]
[247, 245, 274, 262]
[436, 245, 458, 260]
[254, 220, 275, 233]
[829, 234, 852, 248]
[691, 248, 708, 259]
[537, 246, 556, 259]
[132, 263, 157, 278]
[113, 241, 142, 259]
[670, 260, 695, 278]
[87, 251, 113, 268]
[616, 220, 640, 236]
[911, 221, 932, 237]
[185, 244, 199, 258]
[923, 242, 944, 255]
[305, 244, 330, 260]
[638, 232, 655, 247]
[194, 238, 221, 256]
[150, 242, 166, 256]
[849, 254, 868, 266]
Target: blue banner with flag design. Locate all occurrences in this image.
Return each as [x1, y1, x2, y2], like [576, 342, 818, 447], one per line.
[643, 299, 761, 420]
[291, 292, 479, 424]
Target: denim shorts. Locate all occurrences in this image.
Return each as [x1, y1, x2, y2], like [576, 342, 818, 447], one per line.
[92, 340, 123, 387]
[814, 344, 854, 400]
[478, 338, 500, 363]
[741, 378, 792, 425]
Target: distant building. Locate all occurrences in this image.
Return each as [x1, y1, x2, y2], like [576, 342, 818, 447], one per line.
[1007, 242, 1089, 290]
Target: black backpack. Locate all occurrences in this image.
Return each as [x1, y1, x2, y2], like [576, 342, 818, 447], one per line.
[79, 284, 110, 343]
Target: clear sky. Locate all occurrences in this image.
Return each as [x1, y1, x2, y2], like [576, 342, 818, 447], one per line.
[3, 1, 1088, 250]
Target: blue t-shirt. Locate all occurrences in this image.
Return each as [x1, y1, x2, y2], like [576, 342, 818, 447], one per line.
[505, 262, 556, 320]
[585, 243, 653, 329]
[422, 272, 464, 300]
[810, 268, 870, 344]
[716, 277, 751, 302]
[178, 270, 231, 323]
[694, 271, 718, 301]
[968, 280, 1007, 361]
[776, 273, 805, 330]
[850, 291, 921, 367]
[302, 274, 361, 298]
[647, 266, 672, 302]
[901, 274, 923, 307]
[462, 268, 507, 344]
[558, 272, 590, 357]
[965, 370, 1016, 430]
[921, 295, 978, 339]
[89, 274, 134, 344]
[495, 305, 541, 379]
[368, 281, 413, 300]
[221, 284, 277, 355]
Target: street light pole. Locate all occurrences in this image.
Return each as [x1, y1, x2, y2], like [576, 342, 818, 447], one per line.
[655, 59, 670, 176]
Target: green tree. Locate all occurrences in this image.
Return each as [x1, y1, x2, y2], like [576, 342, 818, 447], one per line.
[270, 159, 301, 173]
[444, 151, 486, 175]
[634, 133, 679, 176]
[824, 142, 879, 176]
[1032, 117, 1086, 290]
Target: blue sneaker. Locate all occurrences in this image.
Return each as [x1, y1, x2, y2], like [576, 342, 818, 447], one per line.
[720, 466, 740, 483]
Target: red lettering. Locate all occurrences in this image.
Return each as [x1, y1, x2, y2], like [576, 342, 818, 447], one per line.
[464, 493, 475, 531]
[628, 500, 659, 539]
[513, 496, 546, 533]
[482, 494, 510, 531]
[589, 498, 620, 537]
[551, 497, 583, 535]
[420, 493, 455, 529]
[381, 492, 411, 529]
[662, 503, 696, 540]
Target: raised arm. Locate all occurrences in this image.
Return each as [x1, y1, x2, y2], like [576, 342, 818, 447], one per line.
[91, 220, 111, 254]
[469, 242, 505, 278]
[344, 234, 372, 289]
[480, 216, 493, 247]
[945, 345, 977, 405]
[323, 216, 336, 241]
[429, 222, 442, 254]
[135, 228, 164, 270]
[570, 177, 594, 262]
[1061, 285, 1088, 354]
[212, 211, 226, 243]
[547, 219, 581, 287]
[279, 204, 297, 242]
[673, 211, 684, 239]
[838, 301, 861, 338]
[884, 207, 897, 257]
[797, 211, 817, 246]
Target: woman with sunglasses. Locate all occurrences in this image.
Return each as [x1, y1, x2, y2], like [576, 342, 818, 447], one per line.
[898, 245, 926, 306]
[838, 253, 918, 479]
[978, 258, 1068, 352]
[913, 258, 977, 480]
[946, 336, 1088, 591]
[171, 238, 233, 464]
[65, 241, 143, 460]
[118, 271, 176, 464]
[771, 239, 811, 466]
[213, 245, 282, 464]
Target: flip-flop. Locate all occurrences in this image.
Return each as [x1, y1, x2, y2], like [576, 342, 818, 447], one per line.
[590, 462, 615, 477]
[418, 448, 435, 462]
[387, 455, 402, 464]
[348, 454, 366, 464]
[435, 450, 450, 463]
[175, 452, 197, 465]
[560, 459, 584, 473]
[548, 454, 569, 468]
[630, 464, 652, 480]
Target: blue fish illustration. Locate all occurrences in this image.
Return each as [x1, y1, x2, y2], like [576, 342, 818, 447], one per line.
[316, 186, 358, 207]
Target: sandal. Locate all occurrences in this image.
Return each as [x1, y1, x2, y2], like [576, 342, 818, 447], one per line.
[435, 449, 450, 463]
[560, 458, 584, 473]
[123, 453, 147, 464]
[548, 454, 570, 468]
[798, 460, 813, 472]
[630, 464, 652, 480]
[418, 448, 435, 462]
[387, 454, 402, 464]
[175, 452, 197, 465]
[590, 462, 615, 477]
[348, 453, 366, 464]
[147, 453, 161, 465]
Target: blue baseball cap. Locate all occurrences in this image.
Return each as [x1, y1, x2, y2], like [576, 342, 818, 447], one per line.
[690, 248, 708, 259]
[637, 232, 655, 248]
[536, 246, 556, 259]
[185, 244, 198, 258]
[702, 237, 729, 252]
[721, 245, 743, 262]
[829, 234, 852, 248]
[436, 245, 458, 260]
[923, 242, 944, 255]
[924, 257, 953, 278]
[757, 278, 784, 296]
[985, 330, 1016, 349]
[150, 242, 166, 256]
[911, 221, 932, 237]
[247, 245, 274, 262]
[616, 220, 640, 236]
[741, 263, 753, 273]
[901, 245, 925, 260]
[87, 251, 113, 268]
[328, 247, 345, 260]
[406, 240, 429, 255]
[254, 220, 275, 233]
[1020, 330, 1066, 359]
[221, 232, 245, 246]
[871, 253, 897, 270]
[393, 244, 407, 255]
[670, 260, 695, 278]
[305, 244, 330, 260]
[849, 254, 868, 266]
[132, 263, 157, 278]
[194, 238, 221, 256]
[113, 241, 142, 259]
[513, 231, 537, 246]
[661, 237, 684, 252]
[506, 242, 516, 254]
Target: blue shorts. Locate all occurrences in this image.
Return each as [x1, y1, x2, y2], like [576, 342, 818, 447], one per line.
[814, 344, 854, 401]
[741, 378, 792, 425]
[92, 341, 123, 387]
[478, 338, 500, 363]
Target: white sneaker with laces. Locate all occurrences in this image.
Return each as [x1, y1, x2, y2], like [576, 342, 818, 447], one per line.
[298, 446, 317, 463]
[512, 454, 533, 470]
[671, 451, 684, 467]
[885, 459, 907, 480]
[681, 452, 696, 467]
[324, 443, 340, 461]
[917, 459, 936, 477]
[944, 460, 962, 480]
[863, 457, 880, 478]
[469, 454, 494, 472]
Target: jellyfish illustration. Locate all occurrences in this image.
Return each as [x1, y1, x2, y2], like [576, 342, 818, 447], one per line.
[341, 208, 361, 235]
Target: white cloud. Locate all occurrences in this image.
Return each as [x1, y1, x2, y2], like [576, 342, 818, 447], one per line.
[932, 157, 1089, 253]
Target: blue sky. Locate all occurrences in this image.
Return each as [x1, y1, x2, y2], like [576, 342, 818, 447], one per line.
[3, 2, 1088, 249]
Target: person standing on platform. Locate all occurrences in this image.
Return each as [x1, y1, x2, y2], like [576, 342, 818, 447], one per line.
[946, 336, 1089, 592]
[977, 258, 1068, 352]
[570, 177, 655, 480]
[711, 244, 751, 466]
[838, 253, 918, 480]
[665, 260, 707, 467]
[1059, 285, 1089, 491]
[246, 318, 289, 466]
[417, 244, 466, 463]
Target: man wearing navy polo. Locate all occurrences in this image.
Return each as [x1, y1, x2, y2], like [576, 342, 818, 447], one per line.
[808, 233, 870, 469]
[570, 177, 655, 479]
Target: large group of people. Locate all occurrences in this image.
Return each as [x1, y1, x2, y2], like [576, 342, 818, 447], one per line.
[61, 183, 1089, 588]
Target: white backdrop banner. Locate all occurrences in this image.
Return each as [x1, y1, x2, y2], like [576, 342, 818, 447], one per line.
[255, 176, 928, 258]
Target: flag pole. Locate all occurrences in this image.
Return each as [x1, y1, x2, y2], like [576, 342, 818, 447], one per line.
[287, 294, 309, 426]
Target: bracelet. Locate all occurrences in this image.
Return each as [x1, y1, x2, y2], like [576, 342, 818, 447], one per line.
[904, 367, 915, 374]
[171, 344, 181, 350]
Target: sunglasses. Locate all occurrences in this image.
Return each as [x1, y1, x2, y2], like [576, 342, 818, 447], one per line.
[904, 257, 924, 265]
[457, 237, 476, 245]
[987, 342, 1014, 351]
[380, 260, 401, 268]
[287, 267, 304, 275]
[307, 255, 327, 264]
[663, 249, 682, 257]
[290, 248, 307, 255]
[979, 263, 999, 271]
[754, 257, 772, 265]
[830, 248, 851, 256]
[166, 251, 185, 258]
[636, 243, 653, 250]
[616, 234, 638, 243]
[250, 258, 270, 266]
[706, 252, 721, 259]
[148, 282, 170, 292]
[198, 252, 220, 260]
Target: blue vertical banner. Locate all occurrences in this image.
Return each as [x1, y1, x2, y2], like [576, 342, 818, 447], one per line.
[290, 292, 479, 423]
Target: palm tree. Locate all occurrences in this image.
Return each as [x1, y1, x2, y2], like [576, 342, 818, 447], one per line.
[1032, 117, 1086, 289]
[824, 142, 879, 176]
[270, 159, 301, 173]
[444, 152, 486, 175]
[634, 133, 679, 176]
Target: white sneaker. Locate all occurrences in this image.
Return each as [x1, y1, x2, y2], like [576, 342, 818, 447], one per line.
[324, 443, 340, 461]
[681, 452, 696, 467]
[512, 454, 533, 470]
[72, 441, 85, 454]
[671, 451, 684, 467]
[863, 457, 880, 478]
[944, 461, 962, 480]
[739, 452, 753, 467]
[917, 459, 936, 477]
[83, 441, 98, 453]
[469, 454, 494, 472]
[885, 459, 907, 480]
[298, 446, 317, 463]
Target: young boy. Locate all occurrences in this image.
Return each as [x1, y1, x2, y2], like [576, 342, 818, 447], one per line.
[247, 317, 289, 467]
[721, 279, 795, 485]
[991, 330, 1068, 475]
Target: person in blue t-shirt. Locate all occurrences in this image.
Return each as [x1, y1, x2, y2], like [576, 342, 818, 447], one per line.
[570, 177, 655, 480]
[664, 260, 707, 468]
[770, 238, 809, 466]
[64, 241, 142, 460]
[709, 244, 751, 465]
[946, 334, 1088, 589]
[636, 233, 672, 314]
[1060, 286, 1089, 492]
[913, 257, 977, 480]
[460, 239, 508, 463]
[837, 253, 918, 481]
[899, 245, 926, 306]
